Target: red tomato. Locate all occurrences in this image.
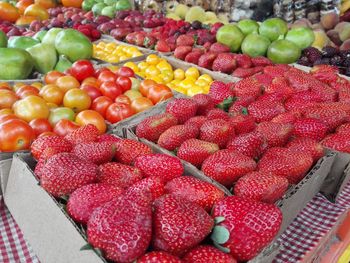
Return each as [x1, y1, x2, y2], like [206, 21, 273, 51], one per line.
[115, 95, 131, 105]
[16, 85, 39, 99]
[0, 90, 18, 109]
[29, 118, 52, 137]
[0, 114, 18, 123]
[147, 84, 173, 104]
[139, 79, 157, 97]
[38, 131, 56, 137]
[94, 67, 110, 78]
[80, 85, 102, 101]
[131, 97, 154, 113]
[100, 81, 122, 100]
[75, 110, 106, 134]
[44, 70, 65, 84]
[0, 119, 35, 151]
[105, 103, 135, 124]
[117, 66, 135, 78]
[97, 70, 116, 84]
[91, 96, 113, 118]
[53, 119, 80, 136]
[70, 60, 95, 82]
[116, 76, 132, 92]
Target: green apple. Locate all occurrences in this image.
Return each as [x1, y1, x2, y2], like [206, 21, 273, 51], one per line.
[259, 18, 288, 42]
[216, 24, 245, 52]
[285, 27, 315, 49]
[267, 39, 301, 64]
[241, 33, 271, 57]
[238, 19, 260, 35]
[101, 6, 115, 18]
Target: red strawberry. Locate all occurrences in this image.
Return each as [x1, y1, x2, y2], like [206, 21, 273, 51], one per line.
[192, 94, 215, 115]
[232, 67, 263, 78]
[134, 154, 183, 182]
[206, 108, 230, 121]
[209, 42, 231, 53]
[212, 53, 237, 74]
[254, 73, 273, 87]
[235, 54, 252, 68]
[166, 98, 198, 124]
[258, 147, 313, 184]
[177, 139, 219, 167]
[271, 110, 302, 125]
[174, 46, 192, 60]
[336, 123, 350, 135]
[284, 97, 317, 112]
[64, 124, 99, 145]
[198, 52, 218, 69]
[96, 134, 120, 143]
[72, 142, 115, 165]
[284, 68, 312, 92]
[234, 171, 289, 203]
[158, 124, 199, 151]
[98, 162, 143, 188]
[34, 147, 59, 179]
[310, 64, 339, 84]
[114, 139, 153, 164]
[263, 65, 290, 77]
[229, 114, 256, 134]
[165, 176, 225, 212]
[137, 251, 182, 263]
[257, 92, 286, 103]
[202, 150, 257, 187]
[153, 194, 214, 256]
[67, 183, 123, 225]
[287, 137, 324, 162]
[226, 131, 266, 159]
[126, 177, 165, 202]
[310, 85, 337, 102]
[176, 35, 195, 46]
[183, 245, 237, 263]
[155, 39, 171, 52]
[87, 191, 152, 262]
[211, 196, 282, 261]
[234, 77, 262, 98]
[251, 56, 273, 67]
[264, 77, 294, 98]
[247, 100, 286, 123]
[184, 116, 208, 129]
[208, 81, 234, 104]
[199, 119, 235, 148]
[256, 122, 294, 148]
[136, 113, 178, 142]
[228, 96, 255, 116]
[41, 153, 98, 197]
[322, 133, 350, 153]
[185, 51, 202, 64]
[31, 135, 72, 160]
[293, 118, 328, 141]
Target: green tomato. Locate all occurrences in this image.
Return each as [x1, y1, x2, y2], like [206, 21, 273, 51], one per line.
[49, 107, 76, 126]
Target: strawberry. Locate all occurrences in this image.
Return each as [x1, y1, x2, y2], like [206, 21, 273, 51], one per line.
[87, 191, 152, 262]
[234, 171, 289, 203]
[174, 46, 193, 60]
[176, 35, 195, 46]
[212, 53, 237, 74]
[165, 176, 225, 211]
[126, 177, 165, 202]
[235, 54, 252, 68]
[209, 42, 231, 53]
[208, 81, 234, 104]
[284, 69, 312, 92]
[336, 123, 350, 135]
[229, 114, 256, 135]
[247, 100, 286, 123]
[198, 52, 218, 69]
[134, 154, 183, 183]
[257, 92, 286, 103]
[184, 116, 208, 129]
[153, 194, 213, 256]
[284, 97, 317, 112]
[114, 139, 153, 164]
[287, 137, 324, 162]
[256, 122, 294, 148]
[232, 67, 263, 78]
[206, 108, 230, 121]
[177, 139, 219, 167]
[96, 134, 120, 143]
[34, 148, 59, 179]
[158, 124, 199, 151]
[322, 133, 350, 153]
[258, 147, 313, 184]
[234, 77, 262, 98]
[211, 196, 282, 261]
[309, 85, 337, 102]
[192, 94, 215, 115]
[72, 142, 115, 165]
[226, 131, 266, 159]
[40, 153, 98, 197]
[185, 51, 203, 64]
[31, 135, 72, 160]
[293, 118, 328, 141]
[228, 96, 255, 116]
[183, 245, 237, 263]
[271, 110, 302, 125]
[136, 113, 178, 142]
[264, 65, 290, 77]
[199, 119, 235, 148]
[137, 251, 182, 263]
[98, 162, 143, 188]
[155, 39, 171, 52]
[202, 150, 257, 187]
[64, 124, 99, 145]
[67, 183, 123, 225]
[251, 56, 273, 67]
[166, 98, 198, 124]
[254, 73, 273, 87]
[310, 64, 339, 84]
[264, 77, 294, 98]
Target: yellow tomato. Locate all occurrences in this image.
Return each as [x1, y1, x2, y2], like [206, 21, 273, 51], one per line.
[172, 85, 187, 95]
[157, 60, 172, 71]
[180, 78, 196, 89]
[198, 74, 213, 83]
[124, 62, 139, 72]
[185, 67, 200, 79]
[203, 85, 210, 94]
[145, 65, 160, 77]
[151, 76, 165, 84]
[159, 73, 173, 83]
[187, 86, 204, 96]
[138, 61, 149, 72]
[146, 54, 160, 65]
[195, 79, 209, 87]
[31, 82, 43, 90]
[132, 51, 143, 57]
[173, 68, 185, 80]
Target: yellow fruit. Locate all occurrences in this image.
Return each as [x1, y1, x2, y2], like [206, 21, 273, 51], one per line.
[145, 65, 161, 77]
[203, 85, 210, 94]
[124, 62, 139, 72]
[185, 67, 200, 79]
[157, 60, 173, 71]
[31, 82, 43, 90]
[180, 78, 195, 89]
[160, 73, 173, 83]
[172, 85, 187, 95]
[195, 79, 209, 87]
[198, 74, 213, 83]
[132, 51, 143, 57]
[137, 72, 146, 78]
[146, 54, 160, 65]
[138, 61, 149, 72]
[187, 86, 204, 96]
[151, 76, 165, 84]
[174, 68, 185, 80]
[171, 79, 181, 85]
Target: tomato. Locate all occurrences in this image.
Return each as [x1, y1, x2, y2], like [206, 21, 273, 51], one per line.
[124, 90, 143, 101]
[38, 131, 56, 137]
[0, 119, 35, 151]
[115, 95, 131, 105]
[34, 0, 56, 9]
[0, 114, 18, 124]
[56, 75, 80, 93]
[53, 119, 80, 136]
[13, 95, 50, 122]
[29, 118, 52, 137]
[75, 110, 106, 134]
[13, 82, 25, 92]
[80, 85, 102, 101]
[70, 60, 95, 82]
[116, 76, 132, 92]
[0, 90, 18, 109]
[147, 84, 173, 104]
[98, 70, 117, 84]
[15, 15, 37, 25]
[0, 2, 20, 22]
[94, 67, 110, 78]
[63, 88, 91, 113]
[16, 0, 33, 15]
[139, 79, 157, 97]
[44, 70, 65, 84]
[106, 103, 135, 124]
[61, 0, 83, 8]
[131, 97, 154, 113]
[16, 85, 39, 99]
[117, 66, 135, 78]
[46, 102, 58, 109]
[82, 77, 99, 88]
[39, 84, 64, 105]
[91, 96, 113, 118]
[48, 107, 75, 126]
[24, 4, 49, 21]
[31, 82, 43, 90]
[100, 81, 122, 100]
[0, 83, 12, 91]
[0, 109, 13, 116]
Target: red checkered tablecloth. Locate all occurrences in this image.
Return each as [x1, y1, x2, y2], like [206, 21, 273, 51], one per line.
[0, 182, 350, 263]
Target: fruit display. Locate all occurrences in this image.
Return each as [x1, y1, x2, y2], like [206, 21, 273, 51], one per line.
[84, 0, 132, 17]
